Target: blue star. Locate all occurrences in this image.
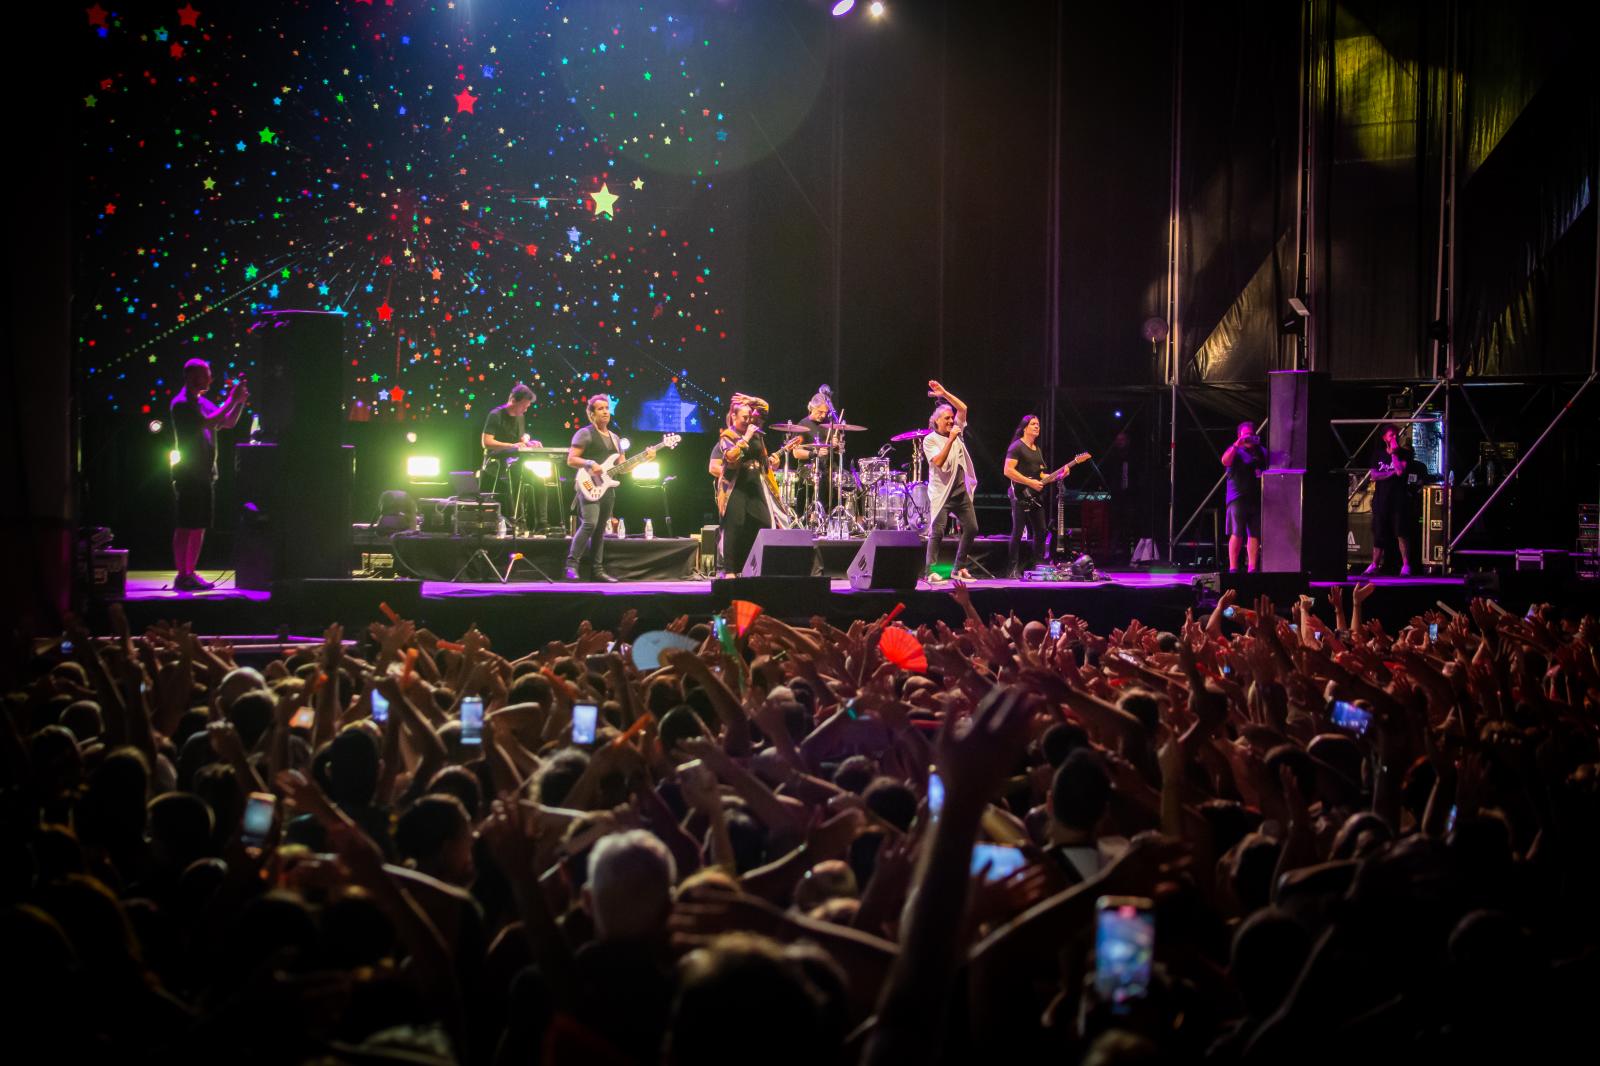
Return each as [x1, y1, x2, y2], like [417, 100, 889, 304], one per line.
[235, 141, 247, 151]
[537, 196, 548, 209]
[482, 65, 495, 78]
[567, 226, 581, 243]
[318, 283, 329, 295]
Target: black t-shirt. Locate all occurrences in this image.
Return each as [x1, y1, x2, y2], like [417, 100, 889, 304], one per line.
[1373, 445, 1421, 509]
[1225, 442, 1265, 504]
[170, 390, 216, 480]
[713, 432, 768, 493]
[1007, 439, 1045, 498]
[482, 404, 526, 453]
[571, 424, 621, 464]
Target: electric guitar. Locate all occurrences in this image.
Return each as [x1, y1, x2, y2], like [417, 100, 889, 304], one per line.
[716, 434, 804, 518]
[1015, 451, 1092, 511]
[574, 434, 680, 502]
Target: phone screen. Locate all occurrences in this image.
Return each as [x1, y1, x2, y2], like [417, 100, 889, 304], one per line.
[927, 772, 945, 819]
[1329, 700, 1372, 736]
[61, 639, 74, 654]
[1446, 804, 1458, 833]
[572, 703, 598, 745]
[1094, 896, 1155, 1011]
[971, 843, 1027, 883]
[1428, 621, 1439, 642]
[289, 706, 315, 730]
[370, 690, 390, 724]
[460, 696, 484, 746]
[242, 792, 276, 848]
[1049, 618, 1063, 640]
[1222, 605, 1237, 619]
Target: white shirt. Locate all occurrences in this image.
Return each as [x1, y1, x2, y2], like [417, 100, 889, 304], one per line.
[923, 423, 977, 515]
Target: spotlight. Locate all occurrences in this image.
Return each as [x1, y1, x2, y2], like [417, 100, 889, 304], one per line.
[868, 1, 886, 17]
[1113, 409, 1123, 419]
[406, 455, 441, 480]
[632, 461, 662, 483]
[148, 420, 164, 433]
[405, 431, 418, 444]
[169, 449, 182, 467]
[527, 460, 554, 480]
[831, 0, 855, 15]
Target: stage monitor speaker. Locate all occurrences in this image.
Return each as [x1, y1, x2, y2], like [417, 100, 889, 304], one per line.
[1218, 570, 1310, 609]
[1261, 470, 1345, 578]
[846, 530, 924, 590]
[741, 528, 819, 577]
[252, 309, 347, 450]
[1267, 370, 1333, 471]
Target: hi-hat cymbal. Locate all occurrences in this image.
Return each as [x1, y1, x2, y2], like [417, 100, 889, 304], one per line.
[889, 427, 932, 442]
[768, 421, 812, 433]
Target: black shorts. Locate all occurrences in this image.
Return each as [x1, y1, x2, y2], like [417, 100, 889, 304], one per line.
[173, 477, 214, 530]
[1225, 499, 1260, 539]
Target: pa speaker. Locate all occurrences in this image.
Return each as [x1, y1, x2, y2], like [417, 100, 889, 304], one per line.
[269, 578, 422, 633]
[1261, 469, 1345, 579]
[252, 309, 347, 450]
[741, 528, 818, 577]
[1267, 370, 1332, 470]
[847, 530, 924, 590]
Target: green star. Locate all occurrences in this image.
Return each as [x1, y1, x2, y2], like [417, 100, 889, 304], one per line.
[280, 267, 291, 280]
[202, 176, 216, 190]
[244, 264, 259, 280]
[258, 127, 276, 144]
[84, 94, 97, 108]
[335, 92, 345, 103]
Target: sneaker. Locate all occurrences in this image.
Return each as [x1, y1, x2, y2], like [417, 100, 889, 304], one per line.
[1361, 563, 1380, 576]
[174, 572, 214, 592]
[1399, 564, 1413, 576]
[926, 572, 946, 585]
[954, 568, 975, 581]
[564, 567, 581, 581]
[593, 569, 619, 583]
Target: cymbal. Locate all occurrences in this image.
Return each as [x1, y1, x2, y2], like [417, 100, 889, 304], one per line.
[820, 422, 867, 432]
[768, 422, 811, 433]
[889, 427, 932, 442]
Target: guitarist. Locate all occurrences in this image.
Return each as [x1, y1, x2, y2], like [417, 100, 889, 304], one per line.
[563, 394, 626, 581]
[709, 394, 775, 575]
[1004, 415, 1092, 577]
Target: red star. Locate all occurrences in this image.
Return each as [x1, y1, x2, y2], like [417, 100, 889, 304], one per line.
[104, 202, 116, 215]
[525, 243, 539, 256]
[170, 42, 184, 58]
[376, 301, 393, 322]
[454, 88, 478, 114]
[86, 5, 107, 27]
[177, 4, 200, 27]
[388, 386, 404, 403]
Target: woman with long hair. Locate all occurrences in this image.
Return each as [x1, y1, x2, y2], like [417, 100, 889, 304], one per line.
[1003, 413, 1050, 577]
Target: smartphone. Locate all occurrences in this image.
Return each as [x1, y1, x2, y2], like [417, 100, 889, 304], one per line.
[677, 758, 714, 792]
[60, 639, 74, 654]
[927, 771, 945, 819]
[370, 690, 390, 724]
[1221, 662, 1233, 677]
[713, 615, 727, 644]
[1049, 618, 1063, 640]
[1428, 621, 1439, 642]
[1329, 700, 1372, 736]
[289, 706, 315, 730]
[460, 696, 484, 746]
[971, 842, 1027, 883]
[1288, 622, 1299, 633]
[242, 791, 277, 849]
[1446, 804, 1458, 833]
[572, 702, 598, 745]
[1094, 895, 1155, 1012]
[1222, 605, 1237, 619]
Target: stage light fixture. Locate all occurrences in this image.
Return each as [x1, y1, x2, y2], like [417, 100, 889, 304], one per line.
[1113, 409, 1124, 419]
[169, 449, 182, 467]
[831, 0, 856, 15]
[618, 437, 632, 453]
[632, 461, 662, 483]
[527, 459, 555, 480]
[868, 1, 886, 17]
[406, 455, 441, 479]
[405, 431, 418, 444]
[148, 420, 164, 433]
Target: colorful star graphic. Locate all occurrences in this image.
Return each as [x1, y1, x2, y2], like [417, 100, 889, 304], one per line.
[177, 4, 201, 28]
[202, 176, 215, 190]
[86, 5, 107, 27]
[631, 177, 644, 190]
[258, 127, 276, 144]
[376, 301, 393, 322]
[590, 183, 619, 217]
[454, 88, 478, 114]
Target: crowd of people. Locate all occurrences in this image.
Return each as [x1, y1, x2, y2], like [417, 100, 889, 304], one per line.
[5, 583, 1599, 1064]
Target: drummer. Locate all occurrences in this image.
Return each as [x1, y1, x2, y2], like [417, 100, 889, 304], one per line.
[787, 386, 836, 462]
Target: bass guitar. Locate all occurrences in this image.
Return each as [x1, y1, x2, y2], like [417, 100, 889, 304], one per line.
[1015, 451, 1092, 512]
[574, 434, 681, 502]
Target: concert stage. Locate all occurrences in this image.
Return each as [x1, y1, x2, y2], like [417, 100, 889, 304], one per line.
[112, 559, 1597, 652]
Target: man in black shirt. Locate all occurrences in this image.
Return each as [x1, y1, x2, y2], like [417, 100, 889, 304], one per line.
[710, 395, 774, 575]
[481, 384, 543, 531]
[785, 388, 837, 524]
[1363, 423, 1420, 575]
[1003, 414, 1050, 577]
[565, 395, 624, 581]
[1221, 420, 1265, 573]
[170, 358, 248, 591]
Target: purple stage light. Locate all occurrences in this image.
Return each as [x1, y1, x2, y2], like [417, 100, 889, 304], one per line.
[831, 0, 856, 16]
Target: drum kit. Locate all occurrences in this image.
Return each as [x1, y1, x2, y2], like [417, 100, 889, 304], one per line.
[767, 419, 935, 538]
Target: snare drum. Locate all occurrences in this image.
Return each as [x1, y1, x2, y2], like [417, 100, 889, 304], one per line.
[855, 457, 891, 490]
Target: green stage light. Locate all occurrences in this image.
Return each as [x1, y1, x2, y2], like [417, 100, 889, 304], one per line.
[169, 449, 182, 467]
[407, 455, 441, 479]
[632, 461, 662, 482]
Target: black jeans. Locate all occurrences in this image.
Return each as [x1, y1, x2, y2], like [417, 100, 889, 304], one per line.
[1008, 497, 1047, 574]
[566, 491, 615, 571]
[925, 486, 979, 573]
[720, 485, 772, 575]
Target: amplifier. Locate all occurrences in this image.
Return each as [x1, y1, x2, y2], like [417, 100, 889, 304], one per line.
[453, 500, 502, 536]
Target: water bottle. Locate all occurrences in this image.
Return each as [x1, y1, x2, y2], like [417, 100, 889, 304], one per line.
[497, 515, 507, 538]
[617, 517, 627, 537]
[644, 518, 654, 540]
